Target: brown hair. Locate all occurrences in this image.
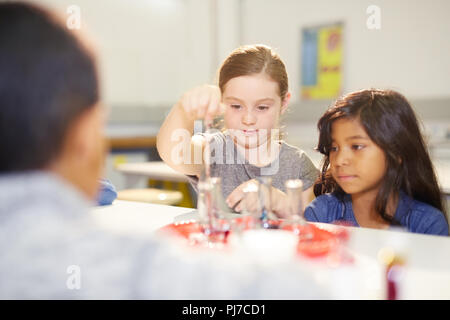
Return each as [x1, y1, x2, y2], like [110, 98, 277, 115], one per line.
[218, 44, 289, 100]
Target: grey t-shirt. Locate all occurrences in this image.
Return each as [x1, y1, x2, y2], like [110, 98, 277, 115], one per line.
[188, 131, 319, 200]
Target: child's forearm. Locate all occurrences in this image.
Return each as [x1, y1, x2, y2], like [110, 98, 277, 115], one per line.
[270, 187, 288, 218]
[157, 102, 202, 176]
[272, 186, 314, 218]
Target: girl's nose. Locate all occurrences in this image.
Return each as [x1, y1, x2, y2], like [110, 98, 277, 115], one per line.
[242, 111, 256, 126]
[333, 149, 350, 167]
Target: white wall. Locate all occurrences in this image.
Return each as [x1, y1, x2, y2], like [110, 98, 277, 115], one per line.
[241, 0, 450, 100]
[32, 0, 214, 107]
[29, 0, 450, 105]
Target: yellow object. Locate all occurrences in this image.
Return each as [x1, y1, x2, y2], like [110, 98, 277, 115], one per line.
[147, 179, 194, 208]
[302, 24, 343, 99]
[113, 155, 128, 167]
[177, 182, 194, 208]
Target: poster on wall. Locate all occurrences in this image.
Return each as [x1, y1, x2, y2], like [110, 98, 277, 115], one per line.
[301, 23, 343, 100]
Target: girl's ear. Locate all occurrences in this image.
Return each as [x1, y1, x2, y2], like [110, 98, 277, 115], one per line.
[280, 92, 291, 115]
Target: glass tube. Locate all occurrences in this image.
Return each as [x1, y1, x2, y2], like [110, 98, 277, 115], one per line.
[197, 178, 213, 235]
[197, 177, 230, 244]
[283, 179, 313, 238]
[241, 180, 262, 230]
[284, 179, 306, 224]
[258, 176, 279, 229]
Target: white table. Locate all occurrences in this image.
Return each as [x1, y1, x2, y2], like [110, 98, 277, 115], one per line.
[115, 161, 189, 188]
[91, 200, 450, 299]
[115, 158, 450, 195]
[91, 200, 194, 235]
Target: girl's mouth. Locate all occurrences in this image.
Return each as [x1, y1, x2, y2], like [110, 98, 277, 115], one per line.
[337, 175, 357, 182]
[242, 129, 258, 136]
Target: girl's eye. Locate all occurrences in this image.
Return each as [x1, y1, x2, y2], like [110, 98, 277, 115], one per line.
[352, 144, 365, 151]
[230, 104, 241, 110]
[257, 105, 269, 111]
[330, 146, 338, 152]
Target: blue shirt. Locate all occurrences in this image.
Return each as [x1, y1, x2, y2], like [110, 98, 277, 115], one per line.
[304, 192, 449, 236]
[96, 179, 117, 206]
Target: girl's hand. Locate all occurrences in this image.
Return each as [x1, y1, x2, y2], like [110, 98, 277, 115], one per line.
[179, 84, 225, 125]
[270, 187, 290, 218]
[226, 180, 289, 217]
[226, 179, 260, 212]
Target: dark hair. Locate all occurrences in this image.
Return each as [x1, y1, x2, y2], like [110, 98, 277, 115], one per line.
[0, 2, 99, 172]
[314, 89, 447, 225]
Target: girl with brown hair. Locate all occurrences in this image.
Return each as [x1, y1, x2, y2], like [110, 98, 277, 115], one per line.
[157, 44, 318, 215]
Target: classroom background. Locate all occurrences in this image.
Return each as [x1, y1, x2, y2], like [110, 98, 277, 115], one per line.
[30, 0, 450, 215]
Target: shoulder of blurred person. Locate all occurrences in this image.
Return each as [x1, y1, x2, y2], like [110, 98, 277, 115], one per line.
[0, 170, 163, 299]
[0, 170, 333, 299]
[0, 2, 141, 298]
[0, 2, 342, 300]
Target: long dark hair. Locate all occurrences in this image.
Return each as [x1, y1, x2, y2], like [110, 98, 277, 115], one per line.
[314, 89, 448, 225]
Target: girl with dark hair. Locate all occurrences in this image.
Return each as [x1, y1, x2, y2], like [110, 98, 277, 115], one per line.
[304, 89, 448, 236]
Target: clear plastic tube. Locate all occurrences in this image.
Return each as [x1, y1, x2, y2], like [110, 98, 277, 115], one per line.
[284, 179, 306, 225]
[258, 177, 279, 229]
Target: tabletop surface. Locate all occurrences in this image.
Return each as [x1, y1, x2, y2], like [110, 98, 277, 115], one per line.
[116, 161, 189, 182]
[92, 200, 450, 299]
[115, 158, 450, 193]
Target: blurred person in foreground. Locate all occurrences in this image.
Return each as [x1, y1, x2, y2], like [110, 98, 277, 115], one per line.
[0, 2, 335, 299]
